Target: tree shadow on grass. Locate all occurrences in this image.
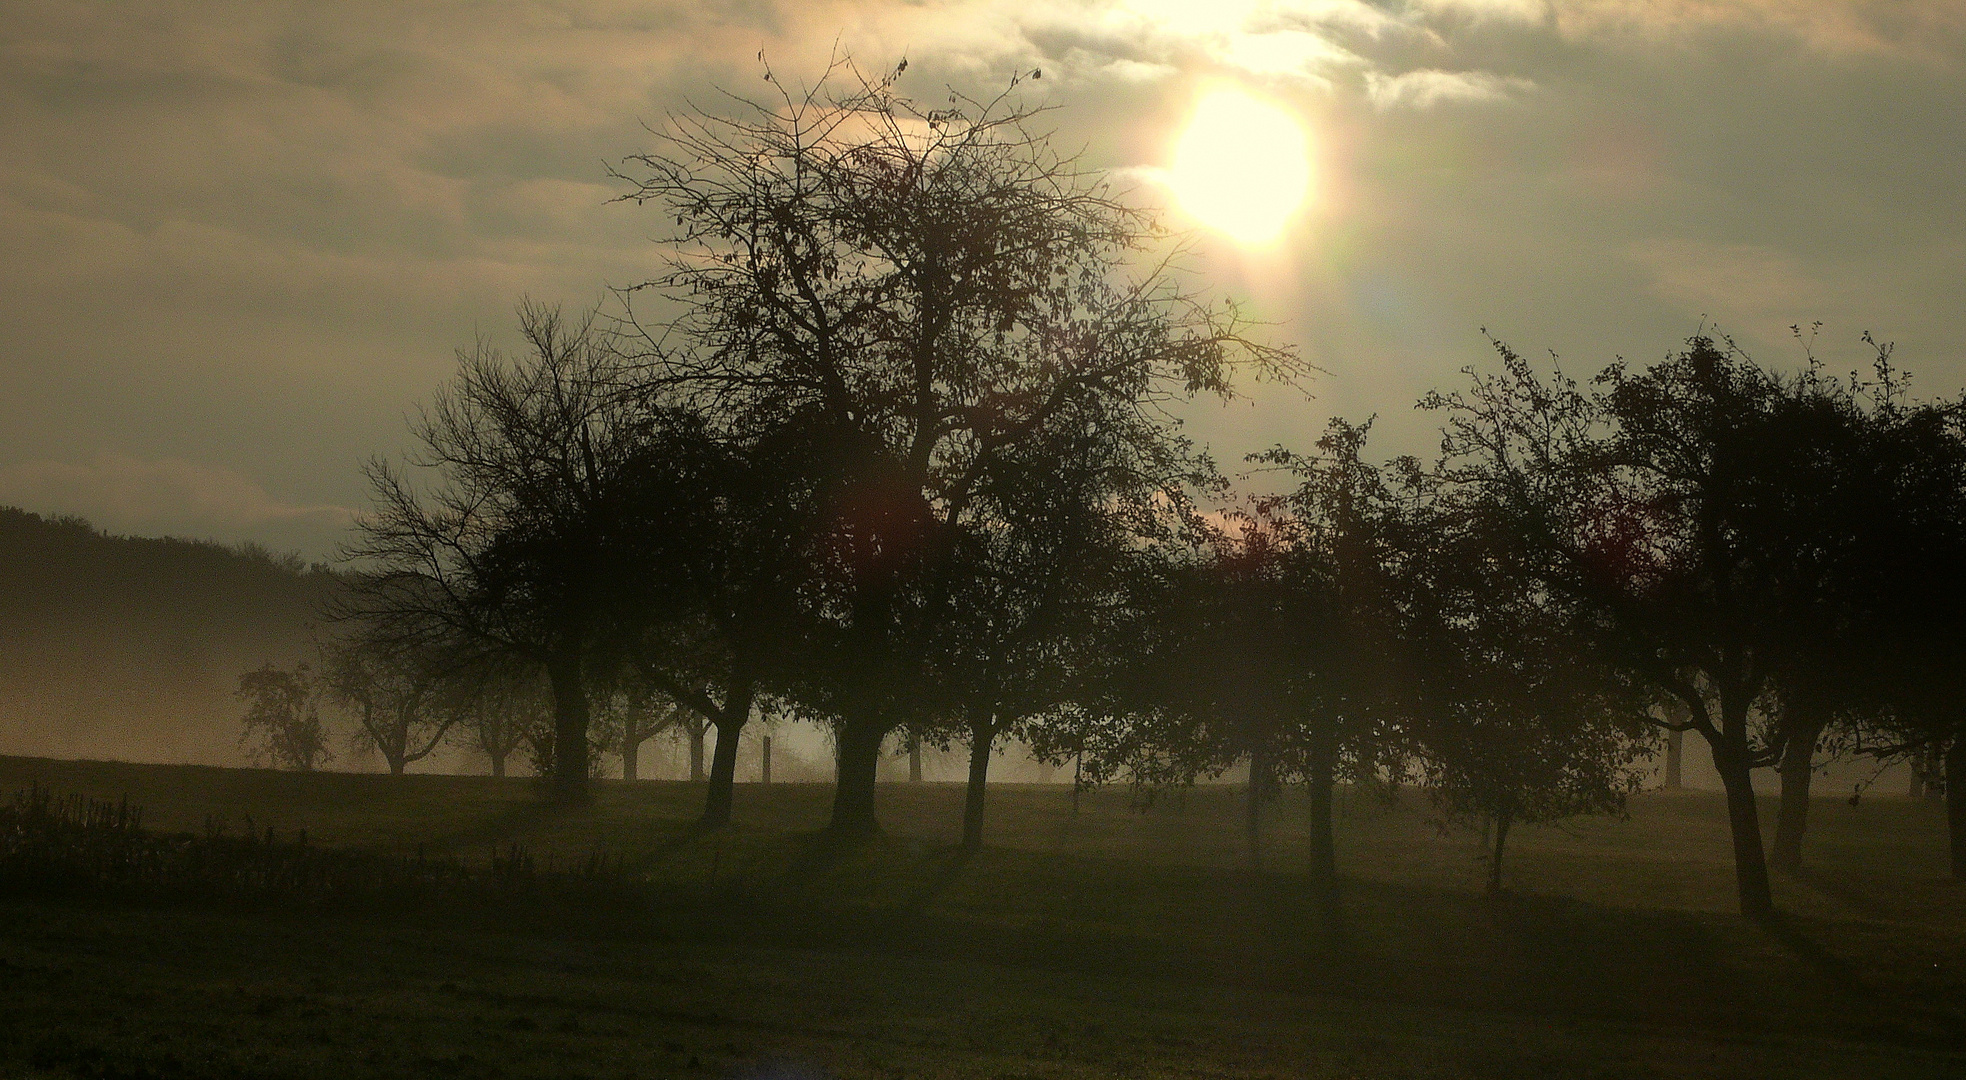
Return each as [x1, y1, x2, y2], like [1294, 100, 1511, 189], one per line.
[701, 824, 893, 909]
[1784, 863, 1915, 922]
[1752, 909, 1867, 997]
[877, 844, 973, 926]
[1349, 883, 1762, 1026]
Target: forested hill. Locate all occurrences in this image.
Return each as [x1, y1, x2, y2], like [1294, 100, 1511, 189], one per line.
[0, 507, 344, 765]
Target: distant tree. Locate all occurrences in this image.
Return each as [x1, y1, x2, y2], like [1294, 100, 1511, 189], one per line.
[451, 665, 545, 777]
[671, 709, 709, 783]
[614, 59, 1294, 835]
[234, 662, 333, 771]
[320, 639, 456, 776]
[609, 684, 680, 782]
[2, 508, 343, 768]
[521, 713, 557, 780]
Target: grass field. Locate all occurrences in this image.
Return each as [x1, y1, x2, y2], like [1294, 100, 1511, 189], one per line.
[4, 754, 1965, 1079]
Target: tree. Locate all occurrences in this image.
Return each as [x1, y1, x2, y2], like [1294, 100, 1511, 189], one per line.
[1426, 335, 1902, 916]
[320, 639, 456, 776]
[623, 690, 679, 782]
[1739, 353, 1899, 873]
[344, 303, 666, 801]
[1023, 422, 1410, 895]
[235, 663, 332, 771]
[672, 709, 709, 783]
[618, 423, 816, 826]
[1257, 419, 1417, 889]
[451, 664, 546, 778]
[1819, 362, 1966, 877]
[1087, 515, 1313, 871]
[1406, 483, 1651, 893]
[920, 398, 1180, 849]
[615, 59, 1294, 835]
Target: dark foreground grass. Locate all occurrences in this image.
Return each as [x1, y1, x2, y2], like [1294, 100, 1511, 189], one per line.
[3, 755, 1965, 1079]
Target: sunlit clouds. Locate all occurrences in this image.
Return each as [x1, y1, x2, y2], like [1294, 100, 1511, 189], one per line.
[0, 0, 1962, 558]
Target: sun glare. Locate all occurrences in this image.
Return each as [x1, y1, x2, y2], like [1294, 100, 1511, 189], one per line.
[1167, 87, 1312, 247]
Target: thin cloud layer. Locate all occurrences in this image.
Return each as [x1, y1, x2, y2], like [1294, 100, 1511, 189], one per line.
[1365, 68, 1534, 109]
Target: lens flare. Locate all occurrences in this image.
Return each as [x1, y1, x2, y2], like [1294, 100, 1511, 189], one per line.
[1168, 87, 1312, 247]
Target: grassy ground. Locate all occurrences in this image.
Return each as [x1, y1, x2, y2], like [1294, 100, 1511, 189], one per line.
[3, 755, 1964, 1079]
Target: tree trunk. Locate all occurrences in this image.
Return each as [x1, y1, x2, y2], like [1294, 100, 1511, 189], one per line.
[621, 738, 640, 783]
[1710, 732, 1773, 918]
[702, 719, 745, 828]
[909, 738, 924, 783]
[1911, 764, 1925, 800]
[1771, 716, 1824, 872]
[386, 750, 407, 776]
[1664, 728, 1683, 790]
[1947, 735, 1966, 881]
[761, 736, 772, 785]
[545, 651, 589, 802]
[489, 750, 507, 778]
[1307, 716, 1336, 892]
[829, 717, 886, 836]
[962, 720, 994, 850]
[1487, 813, 1512, 895]
[700, 681, 754, 828]
[688, 726, 706, 783]
[1246, 747, 1271, 870]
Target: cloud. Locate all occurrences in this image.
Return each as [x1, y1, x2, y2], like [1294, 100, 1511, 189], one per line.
[1410, 0, 1548, 24]
[0, 454, 358, 554]
[1016, 1, 1375, 87]
[1364, 67, 1534, 108]
[1546, 0, 1966, 57]
[1624, 237, 1846, 348]
[1, 0, 1962, 564]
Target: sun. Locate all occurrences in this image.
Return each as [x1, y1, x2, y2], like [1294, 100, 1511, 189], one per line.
[1167, 87, 1312, 247]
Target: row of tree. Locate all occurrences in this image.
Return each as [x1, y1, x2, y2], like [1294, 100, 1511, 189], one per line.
[234, 650, 721, 781]
[331, 64, 1966, 918]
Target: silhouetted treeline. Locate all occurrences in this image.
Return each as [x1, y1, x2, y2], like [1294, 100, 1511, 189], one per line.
[0, 507, 342, 764]
[19, 60, 1958, 929]
[326, 61, 1966, 923]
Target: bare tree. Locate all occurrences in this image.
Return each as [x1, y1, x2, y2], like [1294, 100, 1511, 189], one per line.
[320, 639, 456, 776]
[451, 664, 545, 777]
[342, 303, 651, 801]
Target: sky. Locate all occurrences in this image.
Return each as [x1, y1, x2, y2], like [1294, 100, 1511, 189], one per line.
[3, 0, 1962, 560]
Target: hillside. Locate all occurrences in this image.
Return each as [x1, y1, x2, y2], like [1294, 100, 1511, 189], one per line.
[0, 507, 343, 765]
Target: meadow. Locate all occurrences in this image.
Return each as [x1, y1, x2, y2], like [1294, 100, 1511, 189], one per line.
[3, 754, 1964, 1079]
